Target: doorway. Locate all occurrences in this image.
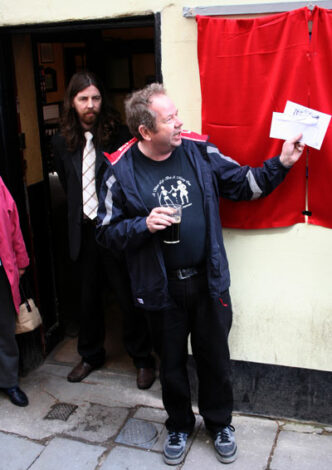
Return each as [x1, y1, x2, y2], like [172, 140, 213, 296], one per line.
[8, 14, 161, 369]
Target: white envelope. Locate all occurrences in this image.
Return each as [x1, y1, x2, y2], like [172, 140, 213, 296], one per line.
[270, 101, 331, 150]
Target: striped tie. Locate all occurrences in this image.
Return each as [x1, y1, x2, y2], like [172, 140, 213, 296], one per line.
[82, 131, 98, 220]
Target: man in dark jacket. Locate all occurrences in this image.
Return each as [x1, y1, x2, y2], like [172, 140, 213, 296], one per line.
[96, 83, 304, 465]
[52, 72, 155, 389]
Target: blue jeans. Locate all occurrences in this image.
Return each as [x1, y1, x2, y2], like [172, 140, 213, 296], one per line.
[146, 271, 233, 434]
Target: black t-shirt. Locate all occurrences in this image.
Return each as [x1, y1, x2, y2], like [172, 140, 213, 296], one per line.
[132, 143, 206, 269]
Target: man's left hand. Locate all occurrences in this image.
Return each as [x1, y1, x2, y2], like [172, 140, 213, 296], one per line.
[279, 133, 305, 168]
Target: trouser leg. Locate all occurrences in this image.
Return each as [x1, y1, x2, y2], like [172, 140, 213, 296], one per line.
[0, 266, 19, 388]
[122, 306, 155, 369]
[147, 277, 196, 434]
[149, 273, 234, 435]
[76, 222, 105, 366]
[191, 288, 233, 434]
[102, 250, 154, 369]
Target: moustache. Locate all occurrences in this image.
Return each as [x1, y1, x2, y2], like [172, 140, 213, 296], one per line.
[84, 111, 98, 117]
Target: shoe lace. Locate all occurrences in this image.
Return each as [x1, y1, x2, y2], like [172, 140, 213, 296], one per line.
[168, 431, 184, 446]
[217, 425, 235, 444]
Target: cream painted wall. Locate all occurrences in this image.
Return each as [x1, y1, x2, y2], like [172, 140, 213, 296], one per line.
[225, 224, 332, 372]
[1, 0, 331, 372]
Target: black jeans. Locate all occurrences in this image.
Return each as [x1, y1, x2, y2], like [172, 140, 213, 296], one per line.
[147, 271, 233, 435]
[0, 266, 19, 387]
[77, 220, 154, 369]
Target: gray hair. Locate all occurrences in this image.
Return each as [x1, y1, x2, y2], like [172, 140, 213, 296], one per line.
[125, 83, 166, 140]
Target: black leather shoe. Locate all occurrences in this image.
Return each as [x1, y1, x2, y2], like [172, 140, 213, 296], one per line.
[67, 360, 102, 383]
[1, 386, 29, 407]
[137, 367, 156, 390]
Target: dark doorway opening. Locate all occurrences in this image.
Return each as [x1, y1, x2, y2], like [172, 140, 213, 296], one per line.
[32, 15, 160, 349]
[2, 15, 161, 372]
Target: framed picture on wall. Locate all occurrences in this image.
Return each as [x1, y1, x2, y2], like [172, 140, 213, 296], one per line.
[44, 67, 57, 92]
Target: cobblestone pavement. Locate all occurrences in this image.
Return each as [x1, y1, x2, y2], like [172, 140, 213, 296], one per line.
[0, 352, 331, 470]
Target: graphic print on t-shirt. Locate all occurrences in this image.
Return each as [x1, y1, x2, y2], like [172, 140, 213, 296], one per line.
[133, 143, 207, 269]
[153, 176, 192, 208]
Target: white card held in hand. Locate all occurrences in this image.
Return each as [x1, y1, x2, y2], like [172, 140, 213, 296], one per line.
[270, 101, 331, 150]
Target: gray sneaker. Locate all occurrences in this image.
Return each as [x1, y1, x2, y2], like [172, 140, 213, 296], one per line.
[214, 425, 238, 463]
[163, 431, 188, 465]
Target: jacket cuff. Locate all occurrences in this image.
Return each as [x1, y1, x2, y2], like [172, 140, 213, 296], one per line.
[278, 155, 291, 171]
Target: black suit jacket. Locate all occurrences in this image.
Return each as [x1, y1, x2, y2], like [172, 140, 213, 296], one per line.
[52, 126, 131, 261]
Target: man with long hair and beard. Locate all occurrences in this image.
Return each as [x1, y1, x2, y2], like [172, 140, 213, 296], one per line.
[52, 71, 155, 388]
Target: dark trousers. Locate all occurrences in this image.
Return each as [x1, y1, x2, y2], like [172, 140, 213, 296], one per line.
[0, 266, 19, 388]
[77, 220, 154, 368]
[146, 271, 233, 435]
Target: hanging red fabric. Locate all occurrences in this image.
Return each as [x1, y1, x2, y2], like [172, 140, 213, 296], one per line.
[197, 9, 310, 228]
[307, 7, 332, 229]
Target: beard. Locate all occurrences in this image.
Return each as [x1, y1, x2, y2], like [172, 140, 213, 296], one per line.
[81, 110, 99, 126]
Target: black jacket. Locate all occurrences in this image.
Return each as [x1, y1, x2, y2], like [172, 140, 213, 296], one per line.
[52, 126, 130, 261]
[97, 131, 290, 310]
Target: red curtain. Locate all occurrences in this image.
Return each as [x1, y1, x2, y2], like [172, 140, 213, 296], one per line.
[308, 7, 332, 228]
[197, 9, 311, 228]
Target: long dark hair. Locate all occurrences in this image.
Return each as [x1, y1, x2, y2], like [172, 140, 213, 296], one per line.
[60, 71, 121, 152]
